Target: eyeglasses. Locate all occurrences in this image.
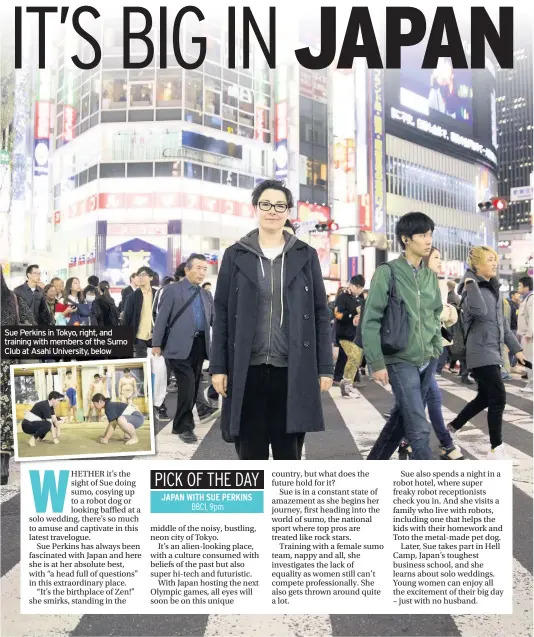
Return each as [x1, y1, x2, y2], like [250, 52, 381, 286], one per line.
[138, 272, 151, 278]
[258, 201, 289, 213]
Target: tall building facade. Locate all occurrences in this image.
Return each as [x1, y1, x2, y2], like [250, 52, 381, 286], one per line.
[496, 35, 533, 230]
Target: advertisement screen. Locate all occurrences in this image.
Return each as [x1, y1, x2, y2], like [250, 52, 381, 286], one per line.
[399, 51, 473, 127]
[385, 44, 497, 167]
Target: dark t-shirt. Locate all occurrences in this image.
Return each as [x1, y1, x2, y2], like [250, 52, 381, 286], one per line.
[31, 400, 54, 420]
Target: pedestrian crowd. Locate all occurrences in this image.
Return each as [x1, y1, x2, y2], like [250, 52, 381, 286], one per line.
[1, 180, 532, 468]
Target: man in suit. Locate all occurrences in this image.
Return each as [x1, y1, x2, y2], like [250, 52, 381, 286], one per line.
[152, 254, 214, 443]
[14, 264, 49, 324]
[123, 267, 158, 358]
[119, 272, 140, 313]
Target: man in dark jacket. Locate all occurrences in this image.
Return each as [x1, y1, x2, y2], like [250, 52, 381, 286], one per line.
[123, 267, 157, 358]
[14, 264, 49, 325]
[209, 179, 333, 460]
[152, 254, 215, 443]
[119, 272, 139, 313]
[334, 275, 365, 397]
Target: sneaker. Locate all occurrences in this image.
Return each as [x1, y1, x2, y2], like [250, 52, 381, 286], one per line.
[446, 423, 459, 441]
[28, 437, 36, 447]
[353, 380, 365, 388]
[461, 376, 474, 385]
[349, 386, 362, 399]
[440, 445, 464, 460]
[157, 406, 170, 421]
[520, 384, 533, 393]
[398, 441, 412, 460]
[340, 380, 352, 398]
[333, 380, 341, 387]
[501, 372, 513, 381]
[178, 431, 198, 444]
[167, 380, 178, 393]
[487, 444, 510, 460]
[198, 407, 220, 423]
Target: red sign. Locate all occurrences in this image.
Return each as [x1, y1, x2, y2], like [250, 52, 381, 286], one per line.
[127, 193, 154, 208]
[63, 106, 76, 142]
[296, 202, 331, 223]
[359, 194, 372, 232]
[99, 193, 126, 209]
[275, 102, 288, 143]
[61, 192, 257, 220]
[155, 192, 181, 208]
[202, 196, 220, 213]
[34, 102, 51, 139]
[254, 108, 265, 141]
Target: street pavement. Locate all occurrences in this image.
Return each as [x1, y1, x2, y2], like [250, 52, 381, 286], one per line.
[1, 370, 532, 637]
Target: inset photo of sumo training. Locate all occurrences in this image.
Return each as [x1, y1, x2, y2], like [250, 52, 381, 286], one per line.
[11, 359, 155, 461]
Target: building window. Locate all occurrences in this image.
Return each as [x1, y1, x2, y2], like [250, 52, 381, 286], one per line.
[102, 73, 127, 108]
[156, 70, 182, 107]
[129, 82, 153, 108]
[184, 72, 203, 111]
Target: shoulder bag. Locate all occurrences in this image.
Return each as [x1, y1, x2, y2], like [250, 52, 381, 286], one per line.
[380, 263, 409, 355]
[161, 286, 201, 350]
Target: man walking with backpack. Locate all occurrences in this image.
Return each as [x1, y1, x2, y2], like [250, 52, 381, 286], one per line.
[362, 212, 443, 460]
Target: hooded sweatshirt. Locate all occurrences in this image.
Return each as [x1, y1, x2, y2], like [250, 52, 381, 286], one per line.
[237, 229, 298, 367]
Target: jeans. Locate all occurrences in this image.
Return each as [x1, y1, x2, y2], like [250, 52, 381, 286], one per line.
[449, 364, 506, 449]
[367, 359, 438, 460]
[426, 375, 454, 449]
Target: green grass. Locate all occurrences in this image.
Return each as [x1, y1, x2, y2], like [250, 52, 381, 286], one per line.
[16, 419, 153, 459]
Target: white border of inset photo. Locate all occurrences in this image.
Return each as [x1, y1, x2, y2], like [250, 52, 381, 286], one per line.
[11, 358, 156, 462]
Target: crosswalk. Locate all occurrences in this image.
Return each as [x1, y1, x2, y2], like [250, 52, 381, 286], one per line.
[1, 370, 532, 637]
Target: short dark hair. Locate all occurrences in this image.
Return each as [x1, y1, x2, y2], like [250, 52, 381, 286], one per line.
[174, 263, 186, 281]
[350, 275, 365, 288]
[395, 212, 435, 249]
[519, 276, 533, 291]
[92, 393, 107, 403]
[43, 283, 56, 296]
[123, 368, 130, 373]
[48, 391, 63, 400]
[137, 266, 154, 277]
[87, 275, 99, 287]
[94, 373, 100, 379]
[50, 277, 62, 287]
[251, 179, 294, 209]
[130, 272, 138, 282]
[26, 264, 39, 278]
[202, 282, 211, 288]
[66, 371, 72, 375]
[162, 276, 174, 286]
[185, 254, 207, 270]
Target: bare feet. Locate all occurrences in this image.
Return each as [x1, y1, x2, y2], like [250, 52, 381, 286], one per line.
[53, 439, 60, 445]
[28, 437, 36, 447]
[124, 438, 138, 446]
[98, 437, 109, 444]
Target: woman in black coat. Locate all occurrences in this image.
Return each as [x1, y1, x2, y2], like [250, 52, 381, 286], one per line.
[92, 281, 120, 326]
[210, 180, 334, 460]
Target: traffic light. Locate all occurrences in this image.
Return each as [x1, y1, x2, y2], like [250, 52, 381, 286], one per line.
[478, 197, 508, 212]
[314, 219, 339, 232]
